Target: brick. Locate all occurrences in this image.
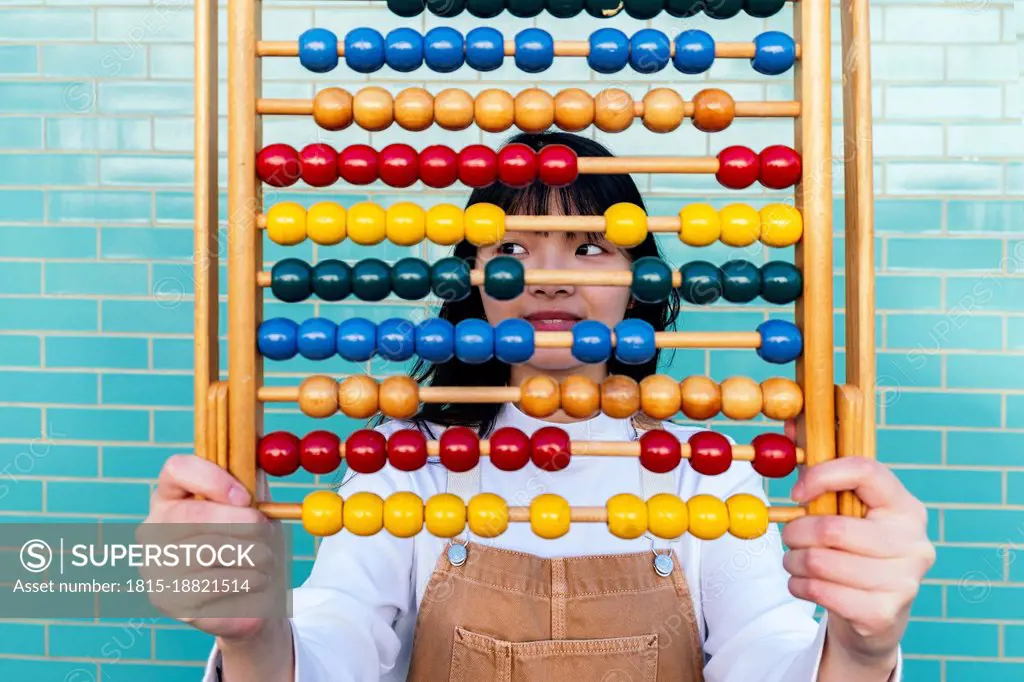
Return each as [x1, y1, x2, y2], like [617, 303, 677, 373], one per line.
[947, 200, 1024, 233]
[46, 262, 149, 296]
[0, 9, 93, 39]
[49, 623, 152, 659]
[100, 662, 205, 682]
[0, 82, 95, 114]
[885, 392, 1000, 429]
[945, 509, 1024, 543]
[103, 374, 191, 407]
[0, 370, 97, 405]
[47, 481, 151, 515]
[0, 335, 41, 367]
[877, 429, 942, 465]
[0, 153, 96, 187]
[947, 431, 1024, 466]
[0, 622, 44, 655]
[946, 276, 1024, 313]
[0, 478, 43, 512]
[42, 44, 146, 78]
[102, 446, 177, 479]
[47, 408, 149, 442]
[48, 337, 148, 370]
[887, 238, 1002, 272]
[0, 298, 97, 332]
[946, 661, 1024, 682]
[99, 82, 193, 115]
[886, 86, 1002, 120]
[876, 276, 942, 311]
[896, 468, 1002, 504]
[48, 190, 150, 223]
[930, 545, 1006, 581]
[101, 228, 192, 260]
[0, 262, 40, 294]
[46, 118, 151, 151]
[948, 355, 1024, 390]
[0, 45, 37, 75]
[100, 156, 193, 187]
[154, 627, 214, 662]
[0, 661, 93, 680]
[102, 300, 191, 334]
[887, 163, 1003, 195]
[0, 443, 98, 478]
[0, 117, 42, 148]
[901, 621, 998, 657]
[153, 410, 192, 444]
[884, 7, 1001, 43]
[0, 226, 96, 258]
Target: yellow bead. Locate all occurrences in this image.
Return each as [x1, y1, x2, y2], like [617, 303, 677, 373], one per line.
[426, 204, 465, 246]
[719, 204, 761, 247]
[604, 202, 648, 248]
[530, 493, 570, 539]
[759, 204, 803, 248]
[687, 494, 729, 540]
[306, 202, 346, 245]
[266, 201, 306, 246]
[464, 203, 506, 246]
[386, 201, 426, 246]
[607, 493, 648, 540]
[678, 203, 721, 247]
[468, 493, 509, 538]
[383, 491, 424, 538]
[727, 493, 769, 540]
[302, 490, 343, 537]
[647, 493, 688, 540]
[343, 491, 384, 537]
[425, 493, 467, 538]
[347, 202, 387, 246]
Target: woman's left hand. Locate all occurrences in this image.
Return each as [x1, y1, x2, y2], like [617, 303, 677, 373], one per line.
[781, 455, 935, 673]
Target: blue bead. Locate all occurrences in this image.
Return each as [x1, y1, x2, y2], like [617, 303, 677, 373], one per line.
[613, 319, 655, 365]
[257, 318, 298, 361]
[495, 318, 535, 364]
[756, 319, 803, 364]
[455, 319, 494, 364]
[629, 29, 670, 74]
[415, 318, 455, 363]
[515, 28, 554, 73]
[299, 28, 339, 73]
[466, 27, 504, 71]
[752, 31, 795, 76]
[587, 28, 629, 74]
[345, 28, 386, 74]
[336, 318, 377, 362]
[424, 27, 465, 73]
[572, 320, 612, 364]
[385, 28, 424, 72]
[377, 317, 417, 362]
[297, 318, 338, 361]
[673, 29, 714, 74]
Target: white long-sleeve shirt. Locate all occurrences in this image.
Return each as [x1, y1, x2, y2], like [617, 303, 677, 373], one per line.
[205, 404, 902, 681]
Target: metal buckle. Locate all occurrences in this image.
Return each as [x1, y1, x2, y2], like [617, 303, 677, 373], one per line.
[447, 537, 470, 567]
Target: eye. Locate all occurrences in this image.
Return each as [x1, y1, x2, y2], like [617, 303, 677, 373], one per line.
[496, 242, 527, 256]
[576, 242, 608, 257]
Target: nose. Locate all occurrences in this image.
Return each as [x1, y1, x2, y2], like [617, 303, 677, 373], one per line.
[526, 239, 576, 298]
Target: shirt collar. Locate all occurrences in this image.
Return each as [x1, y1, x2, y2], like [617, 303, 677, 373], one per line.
[494, 402, 637, 441]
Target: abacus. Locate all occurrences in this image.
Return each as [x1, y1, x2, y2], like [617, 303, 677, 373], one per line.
[193, 0, 876, 541]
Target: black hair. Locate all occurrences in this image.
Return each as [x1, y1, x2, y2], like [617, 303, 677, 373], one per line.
[373, 131, 680, 438]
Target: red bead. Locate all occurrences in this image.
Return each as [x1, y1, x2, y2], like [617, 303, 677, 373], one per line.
[531, 426, 571, 472]
[498, 142, 538, 188]
[418, 145, 458, 189]
[751, 433, 798, 478]
[488, 427, 530, 471]
[715, 146, 759, 190]
[378, 143, 418, 188]
[537, 144, 578, 187]
[299, 143, 339, 187]
[759, 145, 802, 190]
[458, 144, 498, 188]
[257, 431, 300, 477]
[338, 144, 379, 185]
[439, 426, 480, 473]
[387, 428, 428, 471]
[345, 429, 387, 474]
[639, 429, 682, 474]
[256, 144, 300, 187]
[688, 431, 732, 476]
[300, 430, 341, 474]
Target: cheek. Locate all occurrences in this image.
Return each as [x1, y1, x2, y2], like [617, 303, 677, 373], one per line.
[580, 285, 632, 327]
[479, 290, 517, 324]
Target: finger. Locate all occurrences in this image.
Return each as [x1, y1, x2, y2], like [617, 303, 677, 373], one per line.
[792, 458, 916, 512]
[782, 515, 911, 559]
[788, 577, 905, 637]
[783, 548, 916, 592]
[157, 455, 252, 506]
[784, 419, 797, 442]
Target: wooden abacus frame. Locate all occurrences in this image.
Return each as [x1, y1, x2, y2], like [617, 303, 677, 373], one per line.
[194, 0, 876, 526]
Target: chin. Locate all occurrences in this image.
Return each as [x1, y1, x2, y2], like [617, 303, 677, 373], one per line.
[516, 350, 584, 373]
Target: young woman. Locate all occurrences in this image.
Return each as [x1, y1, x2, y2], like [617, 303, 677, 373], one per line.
[148, 132, 934, 682]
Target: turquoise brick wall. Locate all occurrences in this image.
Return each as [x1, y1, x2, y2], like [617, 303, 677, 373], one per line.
[1, 0, 1022, 679]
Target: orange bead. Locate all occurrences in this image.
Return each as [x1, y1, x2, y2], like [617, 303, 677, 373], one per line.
[338, 375, 379, 419]
[554, 88, 594, 132]
[640, 374, 682, 420]
[602, 375, 640, 419]
[680, 376, 721, 421]
[642, 88, 684, 134]
[394, 88, 434, 132]
[761, 377, 804, 421]
[720, 376, 763, 421]
[313, 87, 353, 131]
[691, 88, 736, 134]
[299, 375, 338, 418]
[353, 86, 394, 132]
[560, 375, 600, 419]
[434, 88, 474, 131]
[594, 88, 634, 133]
[514, 88, 554, 134]
[379, 375, 419, 420]
[475, 88, 515, 133]
[519, 375, 560, 418]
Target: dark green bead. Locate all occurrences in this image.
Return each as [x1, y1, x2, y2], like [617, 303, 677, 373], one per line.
[391, 257, 432, 301]
[664, 0, 702, 17]
[744, 0, 785, 18]
[585, 0, 624, 17]
[467, 0, 505, 17]
[508, 0, 544, 16]
[431, 257, 472, 302]
[705, 0, 743, 19]
[631, 256, 673, 304]
[721, 260, 762, 304]
[312, 259, 351, 302]
[351, 258, 391, 302]
[679, 261, 723, 305]
[426, 0, 466, 16]
[624, 0, 664, 19]
[760, 261, 802, 304]
[387, 0, 426, 16]
[484, 256, 525, 301]
[546, 0, 584, 17]
[271, 258, 312, 303]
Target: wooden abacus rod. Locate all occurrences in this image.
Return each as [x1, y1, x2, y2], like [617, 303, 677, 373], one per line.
[257, 269, 686, 289]
[258, 214, 691, 232]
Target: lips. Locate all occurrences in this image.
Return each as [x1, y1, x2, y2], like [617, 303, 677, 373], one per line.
[523, 311, 582, 332]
